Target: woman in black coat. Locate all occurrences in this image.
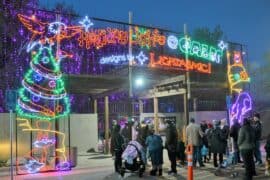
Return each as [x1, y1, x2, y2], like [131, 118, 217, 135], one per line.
[210, 120, 226, 167]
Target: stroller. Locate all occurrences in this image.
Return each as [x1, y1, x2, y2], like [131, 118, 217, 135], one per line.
[214, 152, 239, 178]
[120, 140, 146, 178]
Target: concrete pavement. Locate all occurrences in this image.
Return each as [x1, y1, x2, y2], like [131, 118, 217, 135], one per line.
[0, 151, 268, 180]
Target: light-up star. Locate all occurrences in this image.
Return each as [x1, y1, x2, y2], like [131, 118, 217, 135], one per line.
[79, 16, 94, 32]
[218, 41, 228, 51]
[136, 51, 148, 65]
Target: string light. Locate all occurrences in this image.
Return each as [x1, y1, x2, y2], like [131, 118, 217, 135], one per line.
[136, 51, 148, 65]
[218, 40, 228, 51]
[79, 16, 94, 32]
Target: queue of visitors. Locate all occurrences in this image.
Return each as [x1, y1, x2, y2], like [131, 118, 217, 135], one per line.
[109, 113, 268, 179]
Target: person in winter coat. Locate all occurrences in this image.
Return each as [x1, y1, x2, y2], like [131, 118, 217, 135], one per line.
[110, 120, 118, 156]
[209, 120, 226, 167]
[238, 118, 256, 180]
[253, 113, 263, 165]
[264, 134, 270, 176]
[112, 124, 125, 173]
[186, 118, 204, 167]
[206, 123, 213, 161]
[230, 118, 242, 163]
[146, 126, 163, 176]
[165, 121, 178, 174]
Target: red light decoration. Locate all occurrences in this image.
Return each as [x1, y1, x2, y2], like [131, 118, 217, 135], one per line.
[149, 52, 211, 74]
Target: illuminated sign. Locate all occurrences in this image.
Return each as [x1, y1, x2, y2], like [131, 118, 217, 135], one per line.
[149, 52, 211, 74]
[100, 51, 148, 65]
[178, 37, 223, 64]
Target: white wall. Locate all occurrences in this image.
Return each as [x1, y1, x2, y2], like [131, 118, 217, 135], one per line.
[70, 114, 98, 154]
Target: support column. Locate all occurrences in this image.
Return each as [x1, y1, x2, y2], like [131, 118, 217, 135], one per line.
[183, 94, 188, 143]
[153, 96, 159, 133]
[94, 99, 97, 114]
[104, 96, 109, 154]
[139, 99, 143, 119]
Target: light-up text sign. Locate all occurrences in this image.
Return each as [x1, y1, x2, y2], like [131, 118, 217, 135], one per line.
[178, 37, 223, 64]
[149, 53, 211, 74]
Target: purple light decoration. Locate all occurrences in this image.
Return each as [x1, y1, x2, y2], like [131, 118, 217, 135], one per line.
[25, 159, 45, 173]
[230, 92, 252, 125]
[32, 95, 40, 102]
[33, 138, 56, 148]
[55, 161, 71, 171]
[48, 80, 56, 88]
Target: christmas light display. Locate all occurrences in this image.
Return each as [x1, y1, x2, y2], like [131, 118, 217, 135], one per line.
[227, 50, 252, 125]
[149, 52, 211, 74]
[17, 13, 76, 174]
[230, 92, 252, 125]
[178, 37, 224, 63]
[17, 117, 68, 173]
[227, 51, 250, 93]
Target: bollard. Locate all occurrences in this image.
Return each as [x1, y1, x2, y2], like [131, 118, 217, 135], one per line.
[186, 144, 193, 180]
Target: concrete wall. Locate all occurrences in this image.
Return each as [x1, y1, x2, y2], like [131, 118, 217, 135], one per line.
[70, 114, 98, 154]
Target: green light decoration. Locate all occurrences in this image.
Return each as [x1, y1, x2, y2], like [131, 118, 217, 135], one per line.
[16, 43, 70, 121]
[179, 37, 224, 64]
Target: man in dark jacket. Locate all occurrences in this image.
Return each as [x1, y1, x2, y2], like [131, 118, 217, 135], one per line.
[112, 124, 124, 173]
[253, 113, 262, 165]
[165, 121, 178, 175]
[210, 120, 226, 167]
[230, 118, 242, 163]
[238, 118, 256, 179]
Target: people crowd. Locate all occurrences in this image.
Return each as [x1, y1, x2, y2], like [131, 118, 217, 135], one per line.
[109, 113, 267, 179]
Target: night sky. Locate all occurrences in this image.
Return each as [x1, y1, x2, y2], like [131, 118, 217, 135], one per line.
[40, 0, 270, 68]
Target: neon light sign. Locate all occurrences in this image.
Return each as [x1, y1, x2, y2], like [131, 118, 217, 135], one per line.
[149, 52, 211, 74]
[100, 51, 148, 65]
[178, 37, 223, 63]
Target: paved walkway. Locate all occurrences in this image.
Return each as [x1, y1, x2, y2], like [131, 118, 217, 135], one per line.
[0, 151, 268, 179]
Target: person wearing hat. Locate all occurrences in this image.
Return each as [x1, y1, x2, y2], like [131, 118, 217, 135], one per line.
[238, 117, 256, 179]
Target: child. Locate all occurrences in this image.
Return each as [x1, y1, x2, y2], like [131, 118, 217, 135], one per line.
[265, 134, 270, 176]
[201, 145, 209, 163]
